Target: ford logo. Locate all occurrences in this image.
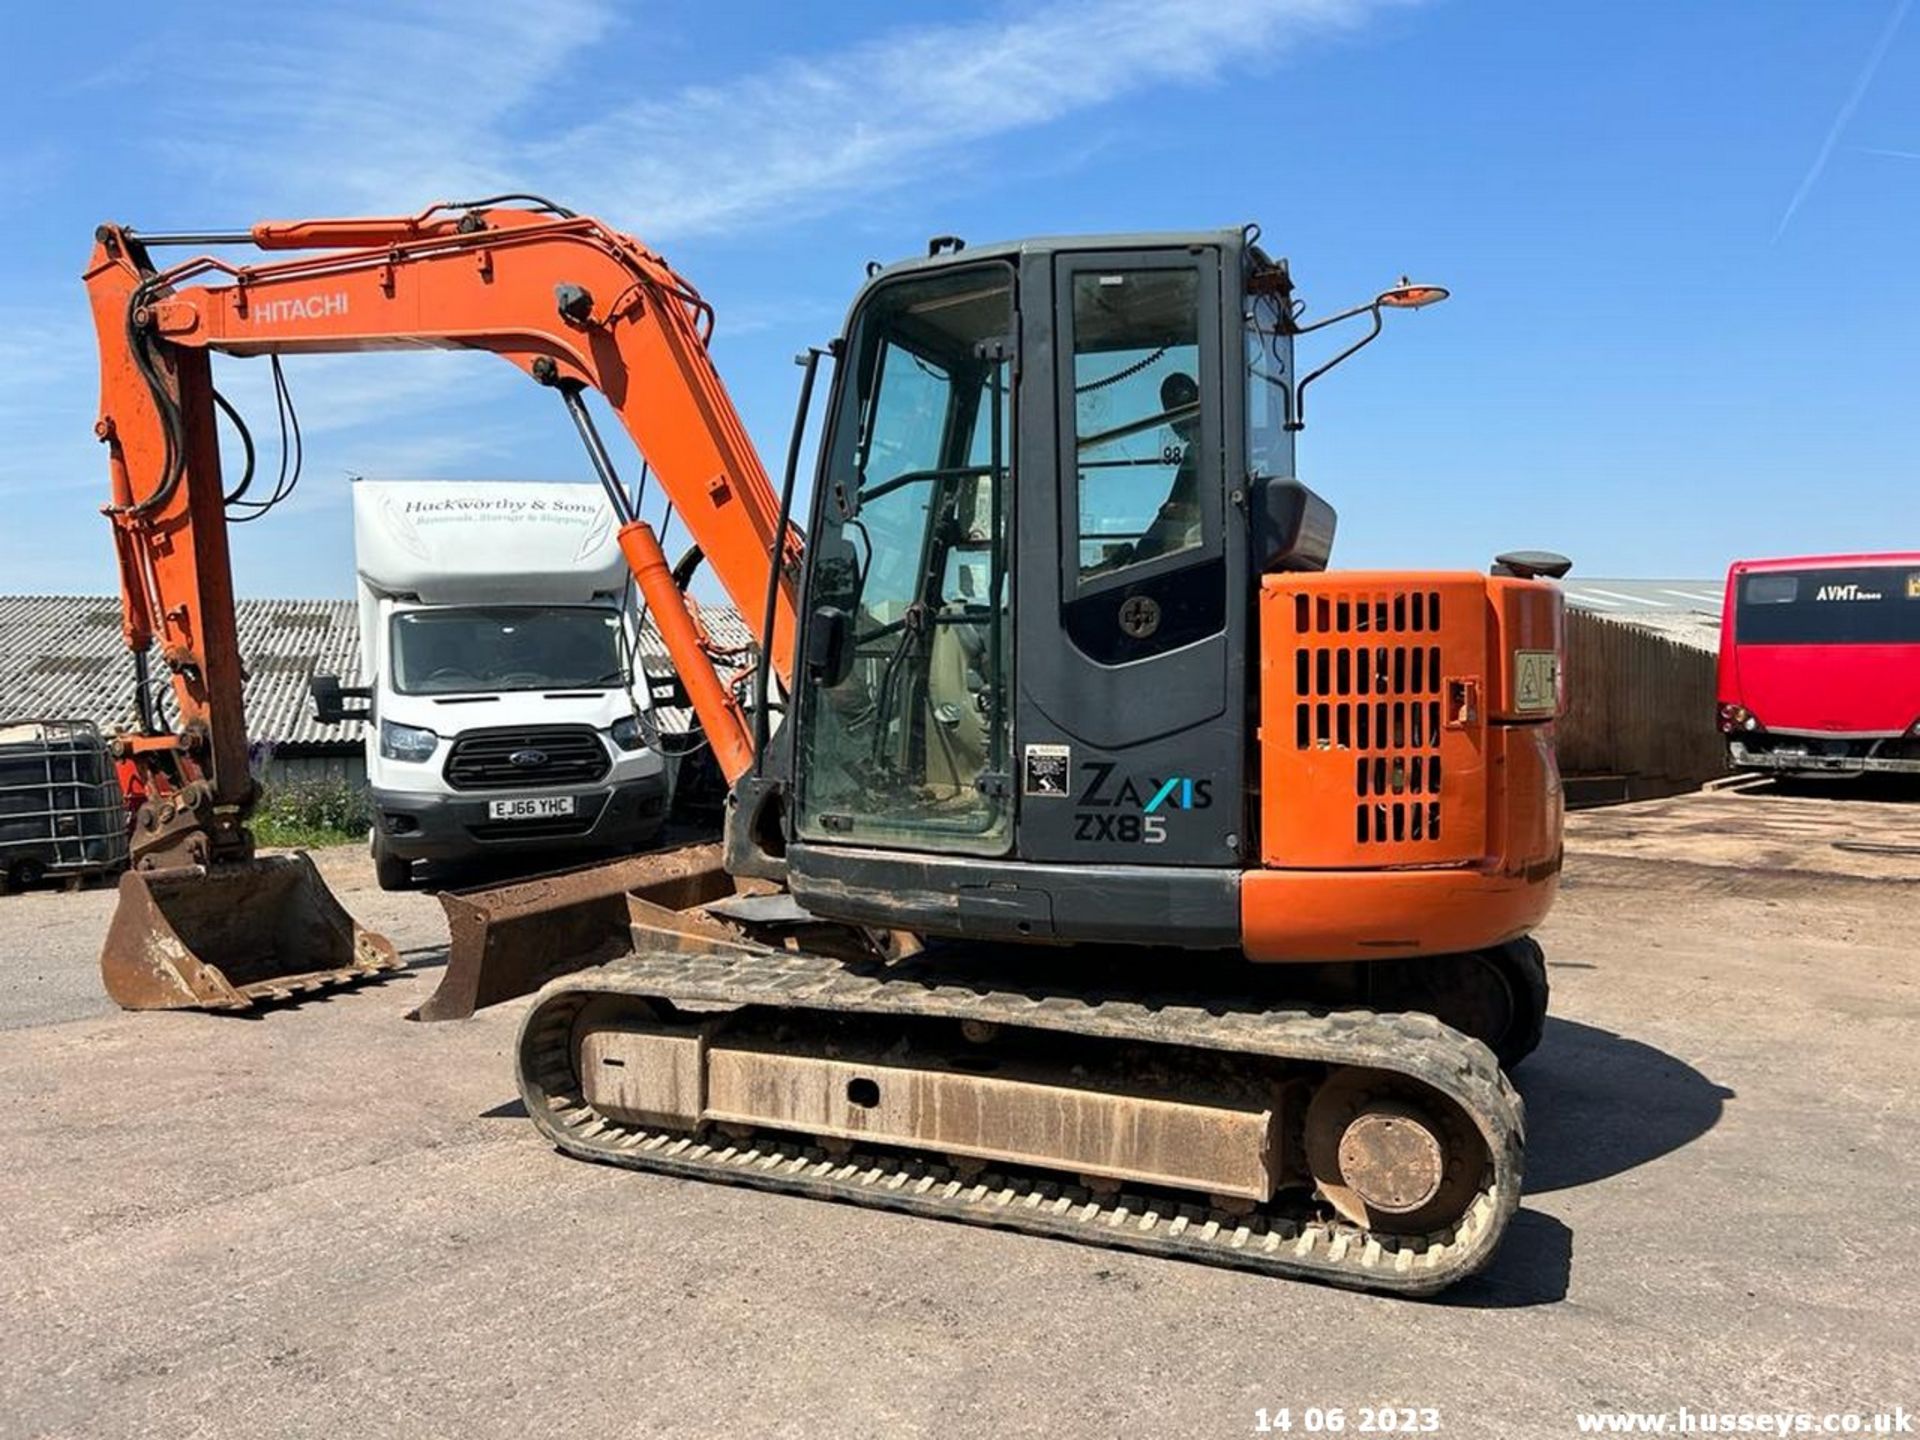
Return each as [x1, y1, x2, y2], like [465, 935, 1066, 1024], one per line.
[508, 749, 549, 769]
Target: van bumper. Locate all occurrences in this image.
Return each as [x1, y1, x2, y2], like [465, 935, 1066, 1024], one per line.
[371, 776, 669, 862]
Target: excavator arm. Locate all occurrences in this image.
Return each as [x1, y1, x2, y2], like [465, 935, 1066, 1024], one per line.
[88, 200, 797, 847]
[85, 199, 799, 1008]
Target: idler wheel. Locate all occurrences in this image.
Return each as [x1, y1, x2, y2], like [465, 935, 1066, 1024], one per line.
[1305, 1067, 1487, 1234]
[1336, 1106, 1445, 1215]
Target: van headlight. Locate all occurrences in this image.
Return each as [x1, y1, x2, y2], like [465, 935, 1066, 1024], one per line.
[609, 714, 649, 752]
[379, 719, 439, 762]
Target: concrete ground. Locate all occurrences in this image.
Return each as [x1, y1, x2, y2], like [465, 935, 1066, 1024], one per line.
[2, 784, 1915, 1439]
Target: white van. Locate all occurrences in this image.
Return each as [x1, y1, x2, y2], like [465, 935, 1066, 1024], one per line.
[313, 480, 668, 890]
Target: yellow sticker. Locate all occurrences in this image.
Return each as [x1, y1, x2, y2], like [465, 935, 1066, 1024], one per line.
[1514, 650, 1559, 713]
[1908, 573, 1920, 599]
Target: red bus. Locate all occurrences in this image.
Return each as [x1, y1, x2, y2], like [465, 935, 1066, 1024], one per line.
[1717, 553, 1920, 776]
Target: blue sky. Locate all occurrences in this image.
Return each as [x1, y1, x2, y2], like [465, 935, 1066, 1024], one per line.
[2, 0, 1915, 601]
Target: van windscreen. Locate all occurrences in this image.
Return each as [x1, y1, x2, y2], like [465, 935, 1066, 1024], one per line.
[391, 606, 624, 694]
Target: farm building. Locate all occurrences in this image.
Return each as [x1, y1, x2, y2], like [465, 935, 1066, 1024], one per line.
[0, 595, 754, 793]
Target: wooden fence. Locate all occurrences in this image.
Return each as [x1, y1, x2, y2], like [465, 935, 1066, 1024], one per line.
[1557, 610, 1727, 794]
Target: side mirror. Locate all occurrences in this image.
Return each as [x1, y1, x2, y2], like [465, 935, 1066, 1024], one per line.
[804, 606, 854, 689]
[310, 674, 372, 724]
[809, 533, 863, 611]
[1251, 477, 1338, 574]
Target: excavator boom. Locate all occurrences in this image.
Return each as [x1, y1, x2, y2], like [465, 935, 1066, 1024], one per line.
[86, 200, 799, 1008]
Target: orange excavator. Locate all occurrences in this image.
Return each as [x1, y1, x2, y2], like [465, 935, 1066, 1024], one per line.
[85, 197, 1565, 1292]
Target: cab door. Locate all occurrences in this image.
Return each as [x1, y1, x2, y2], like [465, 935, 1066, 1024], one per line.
[791, 262, 1017, 856]
[1014, 246, 1246, 866]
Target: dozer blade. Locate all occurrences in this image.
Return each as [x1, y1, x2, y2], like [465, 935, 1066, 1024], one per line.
[100, 854, 403, 1012]
[410, 843, 735, 1022]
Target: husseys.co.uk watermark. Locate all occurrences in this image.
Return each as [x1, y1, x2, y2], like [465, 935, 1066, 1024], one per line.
[1573, 1406, 1911, 1434]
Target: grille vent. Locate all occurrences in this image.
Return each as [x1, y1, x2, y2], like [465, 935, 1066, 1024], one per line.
[1290, 589, 1446, 847]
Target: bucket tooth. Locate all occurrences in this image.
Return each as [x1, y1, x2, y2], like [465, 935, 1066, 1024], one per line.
[99, 853, 401, 1012]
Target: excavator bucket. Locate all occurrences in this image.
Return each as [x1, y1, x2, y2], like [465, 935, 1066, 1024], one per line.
[410, 843, 735, 1022]
[100, 854, 403, 1011]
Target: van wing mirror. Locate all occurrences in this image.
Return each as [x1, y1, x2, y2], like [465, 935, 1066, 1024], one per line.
[310, 674, 372, 725]
[646, 672, 691, 710]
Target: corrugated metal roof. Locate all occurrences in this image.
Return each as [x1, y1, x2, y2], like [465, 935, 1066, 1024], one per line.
[0, 595, 361, 749]
[1560, 578, 1722, 654]
[0, 594, 755, 748]
[1560, 578, 1723, 614]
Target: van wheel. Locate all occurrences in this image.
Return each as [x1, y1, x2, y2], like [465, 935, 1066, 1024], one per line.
[371, 834, 412, 892]
[6, 858, 46, 894]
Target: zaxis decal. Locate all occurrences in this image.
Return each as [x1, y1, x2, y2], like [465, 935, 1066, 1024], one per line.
[1073, 762, 1212, 844]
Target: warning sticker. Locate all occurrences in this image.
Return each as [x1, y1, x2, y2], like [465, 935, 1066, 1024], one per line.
[1023, 743, 1071, 796]
[1514, 650, 1559, 714]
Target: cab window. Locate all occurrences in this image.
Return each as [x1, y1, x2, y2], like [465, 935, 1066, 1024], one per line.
[795, 265, 1016, 853]
[1060, 258, 1224, 664]
[1070, 269, 1204, 582]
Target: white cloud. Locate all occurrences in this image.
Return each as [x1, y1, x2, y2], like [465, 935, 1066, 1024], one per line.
[12, 0, 1410, 549]
[563, 0, 1404, 238]
[151, 0, 612, 211]
[213, 350, 522, 444]
[209, 352, 539, 519]
[154, 0, 1408, 240]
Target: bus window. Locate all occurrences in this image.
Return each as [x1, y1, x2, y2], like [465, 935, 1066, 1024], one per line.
[1735, 567, 1920, 645]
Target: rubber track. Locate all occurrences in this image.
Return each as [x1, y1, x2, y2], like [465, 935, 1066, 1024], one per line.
[516, 946, 1525, 1296]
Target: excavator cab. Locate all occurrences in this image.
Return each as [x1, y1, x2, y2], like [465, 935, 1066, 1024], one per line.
[746, 233, 1555, 1050]
[771, 234, 1311, 939]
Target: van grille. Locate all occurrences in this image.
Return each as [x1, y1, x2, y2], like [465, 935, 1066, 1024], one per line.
[443, 725, 610, 791]
[1262, 578, 1487, 867]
